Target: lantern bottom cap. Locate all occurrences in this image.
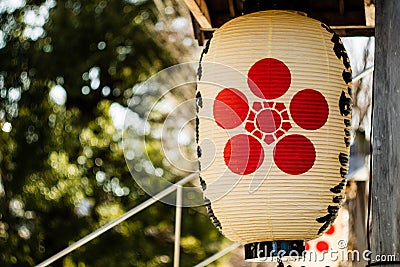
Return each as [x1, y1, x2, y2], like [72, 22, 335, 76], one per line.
[244, 240, 305, 262]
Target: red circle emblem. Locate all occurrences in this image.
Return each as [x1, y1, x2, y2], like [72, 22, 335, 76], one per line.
[290, 89, 329, 130]
[224, 134, 264, 175]
[248, 58, 291, 100]
[273, 134, 316, 175]
[214, 58, 329, 175]
[214, 88, 249, 129]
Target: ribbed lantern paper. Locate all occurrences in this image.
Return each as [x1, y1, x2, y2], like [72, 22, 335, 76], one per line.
[196, 10, 352, 260]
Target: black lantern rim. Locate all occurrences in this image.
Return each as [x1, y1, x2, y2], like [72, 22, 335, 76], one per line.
[244, 240, 305, 262]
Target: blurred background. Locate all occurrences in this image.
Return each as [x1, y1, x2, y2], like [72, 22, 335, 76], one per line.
[0, 0, 374, 266]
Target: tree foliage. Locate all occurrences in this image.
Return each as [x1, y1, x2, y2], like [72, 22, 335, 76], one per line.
[0, 0, 223, 266]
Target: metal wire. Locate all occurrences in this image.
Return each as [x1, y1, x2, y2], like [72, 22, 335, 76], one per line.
[193, 243, 241, 267]
[352, 66, 374, 82]
[35, 172, 198, 267]
[173, 185, 183, 267]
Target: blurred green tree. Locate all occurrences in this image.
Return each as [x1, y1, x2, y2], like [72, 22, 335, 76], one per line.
[0, 0, 223, 266]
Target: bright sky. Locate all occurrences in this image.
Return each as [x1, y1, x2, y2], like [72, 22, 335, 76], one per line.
[0, 0, 25, 13]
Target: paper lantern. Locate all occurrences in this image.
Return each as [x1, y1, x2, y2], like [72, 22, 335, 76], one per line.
[196, 10, 352, 261]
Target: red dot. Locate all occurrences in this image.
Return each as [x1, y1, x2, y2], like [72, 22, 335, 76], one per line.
[256, 109, 281, 133]
[252, 102, 263, 111]
[326, 225, 335, 235]
[275, 102, 286, 112]
[245, 122, 255, 132]
[253, 130, 262, 140]
[305, 242, 310, 251]
[273, 134, 316, 175]
[213, 88, 249, 129]
[264, 134, 275, 145]
[289, 89, 329, 130]
[275, 130, 285, 139]
[224, 134, 264, 175]
[247, 111, 255, 121]
[316, 241, 329, 252]
[248, 58, 291, 100]
[282, 122, 292, 132]
[281, 110, 289, 120]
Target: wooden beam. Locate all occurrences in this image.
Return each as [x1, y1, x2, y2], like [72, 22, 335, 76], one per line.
[308, 11, 365, 26]
[330, 25, 374, 36]
[195, 25, 374, 38]
[182, 0, 212, 29]
[228, 0, 236, 17]
[339, 0, 345, 15]
[371, 0, 400, 266]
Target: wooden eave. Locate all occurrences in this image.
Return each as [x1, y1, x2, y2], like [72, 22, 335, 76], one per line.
[183, 0, 375, 45]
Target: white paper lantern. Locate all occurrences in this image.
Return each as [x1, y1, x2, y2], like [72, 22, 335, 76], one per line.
[196, 10, 352, 261]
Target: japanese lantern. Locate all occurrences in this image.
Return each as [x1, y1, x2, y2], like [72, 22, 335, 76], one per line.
[196, 10, 352, 261]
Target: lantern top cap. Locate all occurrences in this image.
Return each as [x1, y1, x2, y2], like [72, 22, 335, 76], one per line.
[244, 241, 305, 262]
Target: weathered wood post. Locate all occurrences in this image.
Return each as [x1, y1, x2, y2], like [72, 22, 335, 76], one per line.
[371, 1, 400, 267]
